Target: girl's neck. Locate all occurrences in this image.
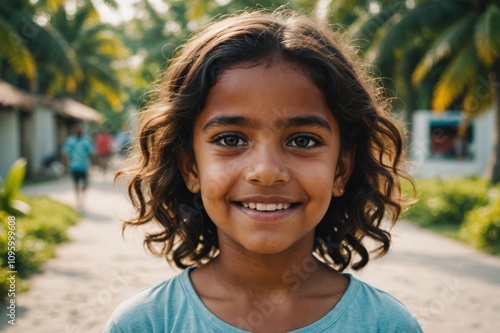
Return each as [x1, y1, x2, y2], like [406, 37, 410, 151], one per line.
[209, 235, 326, 299]
[189, 234, 349, 333]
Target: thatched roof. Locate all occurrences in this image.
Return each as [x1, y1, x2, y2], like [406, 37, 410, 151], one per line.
[41, 97, 102, 122]
[0, 80, 102, 122]
[0, 80, 35, 110]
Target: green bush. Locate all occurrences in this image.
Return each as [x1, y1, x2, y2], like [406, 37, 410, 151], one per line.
[459, 189, 500, 254]
[0, 158, 31, 216]
[0, 195, 79, 301]
[403, 177, 490, 226]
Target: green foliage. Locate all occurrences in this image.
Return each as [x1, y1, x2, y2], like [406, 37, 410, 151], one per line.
[0, 0, 126, 128]
[460, 188, 500, 254]
[0, 195, 79, 302]
[403, 177, 500, 255]
[0, 158, 31, 216]
[47, 3, 127, 111]
[403, 177, 490, 226]
[343, 1, 500, 183]
[350, 0, 498, 116]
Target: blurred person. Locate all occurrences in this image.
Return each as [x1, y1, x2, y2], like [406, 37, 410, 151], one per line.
[114, 124, 131, 158]
[94, 128, 114, 177]
[62, 123, 94, 209]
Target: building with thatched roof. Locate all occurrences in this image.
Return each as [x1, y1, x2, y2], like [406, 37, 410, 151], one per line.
[0, 80, 102, 178]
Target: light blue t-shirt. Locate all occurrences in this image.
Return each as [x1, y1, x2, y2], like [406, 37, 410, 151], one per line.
[104, 267, 422, 332]
[62, 135, 94, 171]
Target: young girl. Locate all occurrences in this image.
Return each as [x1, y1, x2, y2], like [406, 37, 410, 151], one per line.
[105, 10, 422, 333]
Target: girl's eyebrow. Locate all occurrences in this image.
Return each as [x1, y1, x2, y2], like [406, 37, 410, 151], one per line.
[202, 115, 258, 132]
[274, 116, 332, 133]
[202, 115, 332, 133]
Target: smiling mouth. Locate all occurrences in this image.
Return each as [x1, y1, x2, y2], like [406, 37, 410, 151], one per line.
[237, 202, 297, 212]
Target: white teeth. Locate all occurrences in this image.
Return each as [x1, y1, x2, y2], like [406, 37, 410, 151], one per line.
[266, 204, 277, 211]
[256, 203, 266, 211]
[241, 202, 292, 211]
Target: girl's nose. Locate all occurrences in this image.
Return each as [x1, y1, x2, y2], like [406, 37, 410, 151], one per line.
[244, 144, 290, 186]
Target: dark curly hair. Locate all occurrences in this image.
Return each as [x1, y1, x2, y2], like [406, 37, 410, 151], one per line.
[117, 10, 414, 271]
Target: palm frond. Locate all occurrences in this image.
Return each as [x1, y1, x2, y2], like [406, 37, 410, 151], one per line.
[412, 13, 477, 84]
[72, 3, 99, 40]
[82, 57, 121, 90]
[432, 43, 479, 112]
[88, 76, 122, 110]
[40, 0, 65, 12]
[80, 24, 113, 40]
[186, 0, 207, 20]
[350, 4, 406, 54]
[43, 24, 82, 77]
[375, 0, 471, 65]
[325, 0, 371, 23]
[79, 28, 126, 58]
[50, 6, 69, 33]
[95, 39, 127, 58]
[0, 3, 76, 76]
[474, 5, 500, 67]
[462, 64, 492, 117]
[0, 15, 36, 78]
[45, 70, 64, 96]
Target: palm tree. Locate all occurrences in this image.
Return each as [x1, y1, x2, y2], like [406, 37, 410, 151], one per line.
[0, 0, 123, 112]
[347, 0, 500, 183]
[0, 0, 76, 92]
[47, 3, 125, 111]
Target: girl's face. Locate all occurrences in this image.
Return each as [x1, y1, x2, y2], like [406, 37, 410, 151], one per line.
[180, 61, 354, 256]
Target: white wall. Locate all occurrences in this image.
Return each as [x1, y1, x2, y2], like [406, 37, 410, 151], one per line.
[410, 109, 495, 178]
[0, 110, 21, 178]
[32, 106, 57, 175]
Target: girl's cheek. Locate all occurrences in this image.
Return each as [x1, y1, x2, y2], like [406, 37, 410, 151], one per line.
[199, 159, 241, 199]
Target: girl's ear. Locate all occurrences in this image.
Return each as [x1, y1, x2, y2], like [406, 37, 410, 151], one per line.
[333, 147, 355, 197]
[177, 149, 201, 193]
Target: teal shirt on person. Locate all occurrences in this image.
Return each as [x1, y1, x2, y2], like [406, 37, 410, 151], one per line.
[103, 267, 423, 333]
[62, 135, 94, 172]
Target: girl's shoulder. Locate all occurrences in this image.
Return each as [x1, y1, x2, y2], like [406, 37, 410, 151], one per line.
[344, 273, 408, 307]
[103, 268, 196, 333]
[323, 274, 423, 332]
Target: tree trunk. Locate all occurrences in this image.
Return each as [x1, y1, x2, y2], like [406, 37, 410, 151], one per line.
[485, 60, 500, 183]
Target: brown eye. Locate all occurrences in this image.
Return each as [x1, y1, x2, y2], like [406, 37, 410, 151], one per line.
[215, 134, 246, 147]
[292, 137, 312, 147]
[223, 136, 240, 146]
[288, 135, 320, 148]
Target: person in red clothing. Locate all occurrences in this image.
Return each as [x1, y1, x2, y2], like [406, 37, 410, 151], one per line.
[94, 128, 114, 176]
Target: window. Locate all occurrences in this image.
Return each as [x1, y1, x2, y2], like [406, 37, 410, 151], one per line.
[429, 119, 474, 161]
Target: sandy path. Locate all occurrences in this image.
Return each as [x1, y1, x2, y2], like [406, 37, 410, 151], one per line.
[354, 222, 500, 333]
[1, 169, 499, 332]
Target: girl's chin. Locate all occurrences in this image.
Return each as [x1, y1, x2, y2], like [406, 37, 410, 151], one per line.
[221, 232, 314, 257]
